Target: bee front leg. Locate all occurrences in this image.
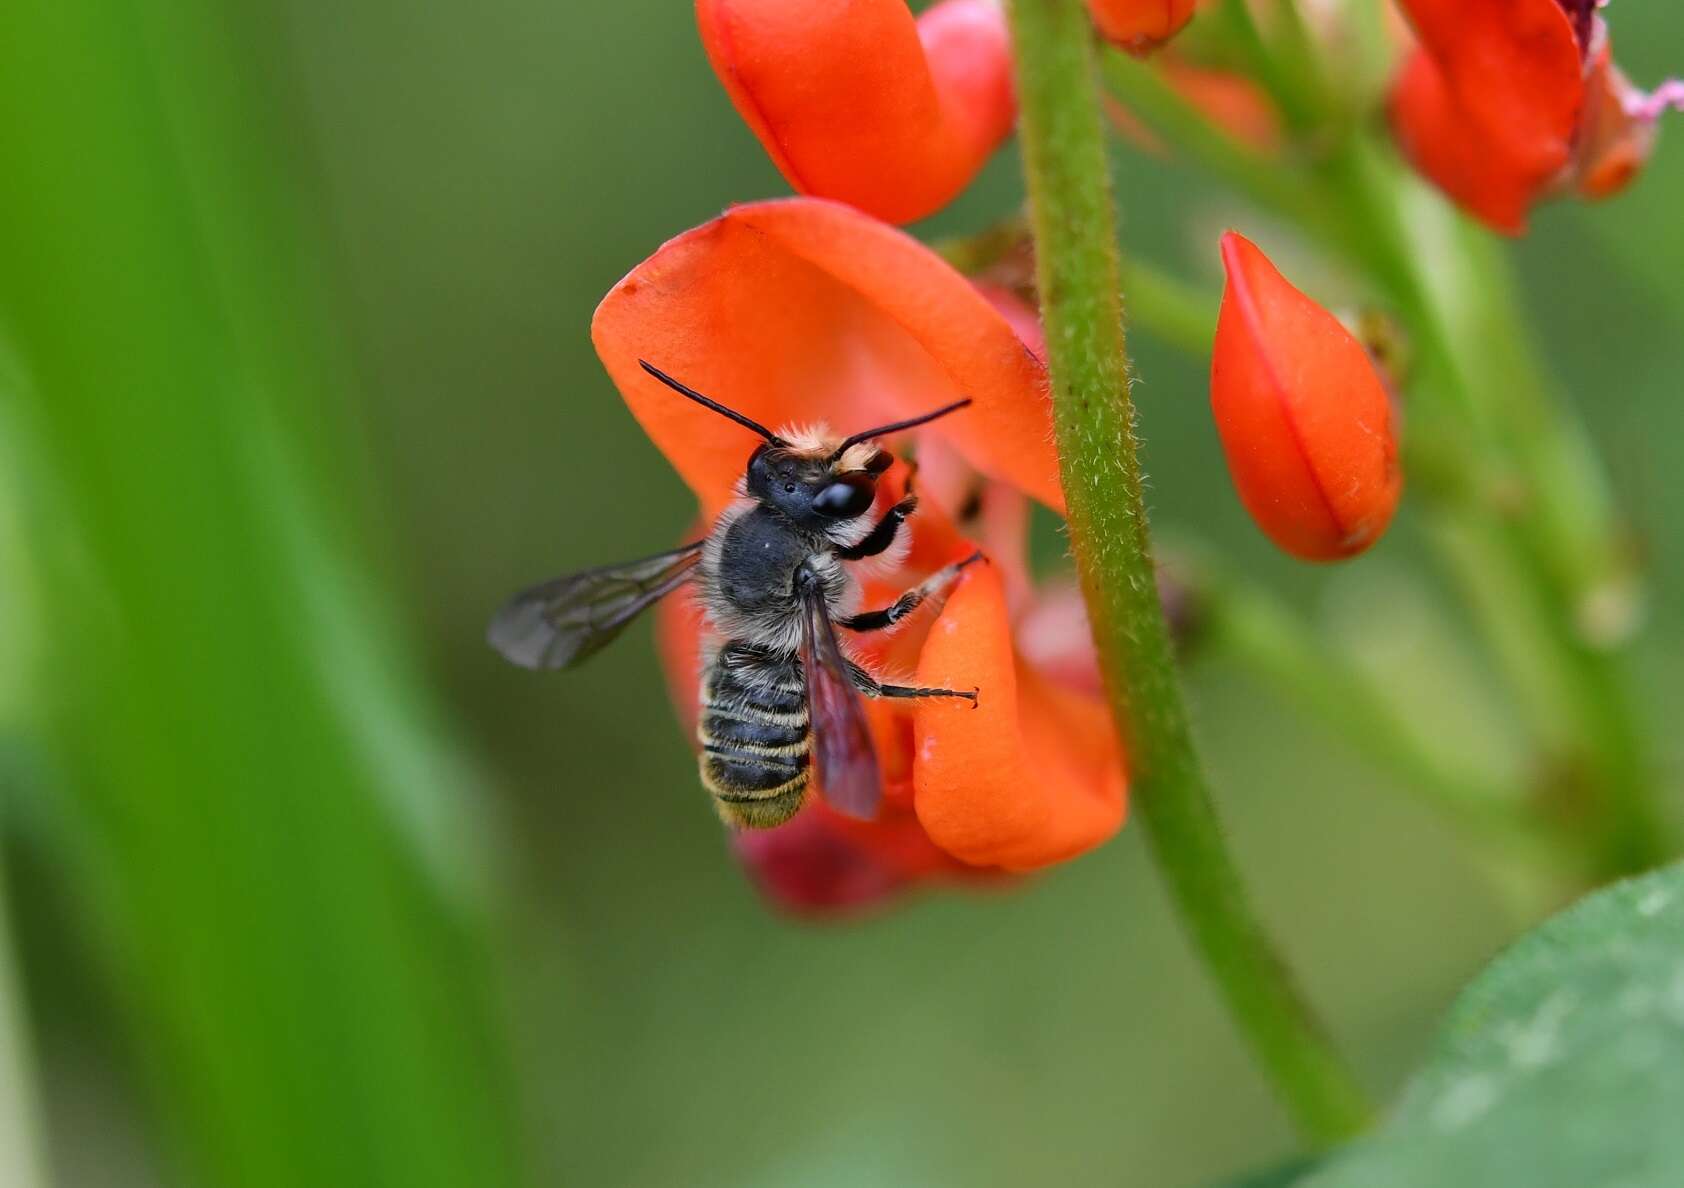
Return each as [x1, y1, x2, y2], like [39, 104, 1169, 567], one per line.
[836, 493, 919, 561]
[838, 551, 984, 633]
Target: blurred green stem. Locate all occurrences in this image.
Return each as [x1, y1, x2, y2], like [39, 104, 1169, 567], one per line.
[1005, 0, 1370, 1145]
[1316, 139, 1668, 877]
[1194, 562, 1572, 872]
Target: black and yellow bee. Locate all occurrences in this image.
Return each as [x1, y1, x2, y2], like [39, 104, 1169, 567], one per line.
[489, 361, 980, 828]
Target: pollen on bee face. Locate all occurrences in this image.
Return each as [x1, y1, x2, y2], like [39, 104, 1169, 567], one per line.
[777, 424, 835, 454]
[837, 442, 883, 473]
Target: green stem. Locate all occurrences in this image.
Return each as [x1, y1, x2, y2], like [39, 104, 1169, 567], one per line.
[932, 218, 1218, 355]
[1004, 0, 1370, 1145]
[1099, 49, 1326, 226]
[1200, 571, 1512, 828]
[1320, 140, 1669, 876]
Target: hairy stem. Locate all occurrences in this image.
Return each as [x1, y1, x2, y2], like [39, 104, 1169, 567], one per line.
[1004, 0, 1371, 1144]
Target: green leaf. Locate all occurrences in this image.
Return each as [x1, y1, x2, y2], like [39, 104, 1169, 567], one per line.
[1302, 862, 1684, 1188]
[0, 2, 520, 1185]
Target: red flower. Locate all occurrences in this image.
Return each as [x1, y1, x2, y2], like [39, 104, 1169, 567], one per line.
[695, 0, 1015, 225]
[594, 198, 1126, 915]
[1210, 232, 1401, 562]
[1389, 0, 1682, 233]
[1088, 0, 1197, 56]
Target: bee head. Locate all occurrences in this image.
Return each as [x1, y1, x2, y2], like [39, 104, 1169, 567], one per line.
[746, 441, 889, 528]
[633, 361, 974, 530]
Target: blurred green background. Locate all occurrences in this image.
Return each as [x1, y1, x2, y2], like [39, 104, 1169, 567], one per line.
[2, 1, 1681, 1186]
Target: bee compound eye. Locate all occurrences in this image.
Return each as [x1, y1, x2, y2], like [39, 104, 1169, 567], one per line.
[813, 476, 876, 518]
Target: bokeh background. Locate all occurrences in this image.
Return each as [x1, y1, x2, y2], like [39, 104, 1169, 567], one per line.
[2, 1, 1682, 1186]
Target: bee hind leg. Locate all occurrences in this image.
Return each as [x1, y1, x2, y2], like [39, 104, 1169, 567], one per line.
[847, 664, 979, 708]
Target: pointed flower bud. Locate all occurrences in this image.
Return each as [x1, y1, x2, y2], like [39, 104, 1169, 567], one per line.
[1210, 233, 1401, 562]
[695, 0, 1015, 224]
[1086, 0, 1197, 56]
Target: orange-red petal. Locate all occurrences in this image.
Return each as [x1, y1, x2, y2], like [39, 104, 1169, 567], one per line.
[1570, 47, 1684, 202]
[696, 0, 1014, 224]
[1211, 232, 1401, 562]
[1392, 0, 1584, 183]
[1087, 0, 1197, 56]
[1388, 47, 1538, 234]
[592, 198, 1063, 520]
[913, 563, 1125, 870]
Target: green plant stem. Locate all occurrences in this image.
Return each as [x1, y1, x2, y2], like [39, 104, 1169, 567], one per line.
[1199, 570, 1515, 831]
[1099, 49, 1326, 225]
[1004, 0, 1370, 1145]
[932, 219, 1219, 355]
[1319, 140, 1668, 877]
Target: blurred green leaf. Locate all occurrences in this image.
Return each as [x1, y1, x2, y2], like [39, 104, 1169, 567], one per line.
[0, 1, 522, 1186]
[1301, 862, 1684, 1188]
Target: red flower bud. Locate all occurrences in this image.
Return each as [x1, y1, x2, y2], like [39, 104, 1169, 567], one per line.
[695, 0, 1015, 224]
[1087, 0, 1196, 56]
[1211, 232, 1401, 562]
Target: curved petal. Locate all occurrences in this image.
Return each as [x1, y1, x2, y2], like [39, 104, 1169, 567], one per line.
[696, 0, 1014, 224]
[1570, 48, 1684, 201]
[729, 806, 909, 917]
[913, 563, 1126, 870]
[1392, 0, 1582, 182]
[1388, 48, 1537, 233]
[1211, 232, 1401, 561]
[1087, 0, 1197, 56]
[592, 198, 1062, 518]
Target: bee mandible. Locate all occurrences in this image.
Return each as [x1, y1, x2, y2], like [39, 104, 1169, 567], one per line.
[488, 361, 982, 828]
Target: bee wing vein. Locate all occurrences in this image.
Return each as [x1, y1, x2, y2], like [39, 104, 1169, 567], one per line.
[487, 541, 703, 670]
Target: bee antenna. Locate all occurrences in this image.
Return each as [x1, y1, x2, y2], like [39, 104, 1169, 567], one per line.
[638, 360, 784, 444]
[829, 397, 973, 461]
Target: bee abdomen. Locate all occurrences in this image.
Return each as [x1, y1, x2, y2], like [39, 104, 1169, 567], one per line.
[699, 646, 811, 829]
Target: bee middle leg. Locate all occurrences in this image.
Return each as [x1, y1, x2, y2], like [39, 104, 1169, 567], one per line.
[838, 551, 984, 634]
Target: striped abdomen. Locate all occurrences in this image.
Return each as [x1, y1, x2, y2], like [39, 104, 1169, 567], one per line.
[698, 642, 810, 828]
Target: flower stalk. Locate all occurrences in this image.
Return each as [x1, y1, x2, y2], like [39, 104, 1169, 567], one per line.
[1003, 0, 1371, 1144]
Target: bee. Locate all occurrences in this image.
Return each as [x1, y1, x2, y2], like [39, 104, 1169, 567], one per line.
[488, 360, 982, 829]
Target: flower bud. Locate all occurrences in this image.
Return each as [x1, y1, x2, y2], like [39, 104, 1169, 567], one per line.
[1086, 0, 1196, 56]
[695, 0, 1014, 224]
[1211, 233, 1401, 562]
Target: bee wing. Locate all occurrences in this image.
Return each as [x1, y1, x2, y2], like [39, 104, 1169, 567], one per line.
[488, 541, 703, 671]
[800, 580, 882, 821]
